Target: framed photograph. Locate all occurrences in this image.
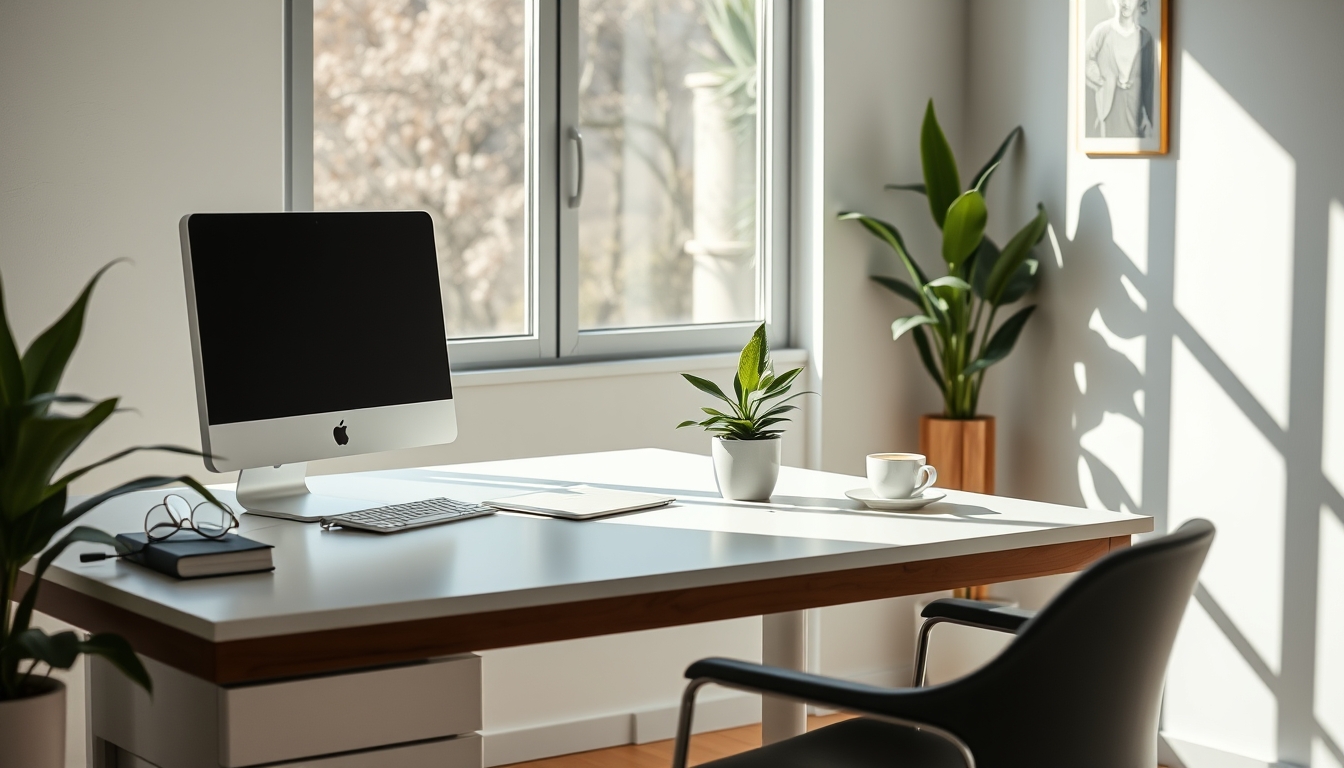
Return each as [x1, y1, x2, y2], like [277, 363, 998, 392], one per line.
[1076, 0, 1170, 155]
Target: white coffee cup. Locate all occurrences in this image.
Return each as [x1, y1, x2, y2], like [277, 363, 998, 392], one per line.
[866, 453, 938, 499]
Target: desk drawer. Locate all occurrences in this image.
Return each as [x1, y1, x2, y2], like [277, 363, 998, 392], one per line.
[271, 733, 480, 767]
[220, 655, 481, 767]
[114, 734, 481, 768]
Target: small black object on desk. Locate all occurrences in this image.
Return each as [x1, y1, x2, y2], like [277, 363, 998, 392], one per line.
[81, 530, 273, 579]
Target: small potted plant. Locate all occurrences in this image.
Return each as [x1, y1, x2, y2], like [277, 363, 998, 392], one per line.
[840, 100, 1050, 496]
[0, 265, 220, 768]
[678, 323, 810, 501]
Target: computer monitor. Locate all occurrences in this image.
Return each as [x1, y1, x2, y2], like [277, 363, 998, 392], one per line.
[179, 211, 458, 521]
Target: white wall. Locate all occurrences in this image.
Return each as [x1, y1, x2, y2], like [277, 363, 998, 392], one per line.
[965, 1, 1344, 765]
[794, 0, 971, 691]
[0, 1, 970, 765]
[0, 4, 772, 766]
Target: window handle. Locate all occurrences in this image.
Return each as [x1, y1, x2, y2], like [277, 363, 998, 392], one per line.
[568, 127, 585, 209]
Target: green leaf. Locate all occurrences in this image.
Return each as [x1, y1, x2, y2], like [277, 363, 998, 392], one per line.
[7, 630, 152, 694]
[965, 305, 1037, 375]
[8, 488, 68, 570]
[0, 272, 26, 411]
[21, 260, 123, 402]
[920, 100, 961, 229]
[883, 182, 926, 195]
[919, 285, 950, 328]
[760, 367, 802, 397]
[8, 629, 81, 670]
[838, 213, 930, 288]
[51, 444, 206, 497]
[941, 190, 987, 273]
[738, 323, 767, 391]
[676, 420, 700, 429]
[0, 397, 118, 518]
[925, 275, 972, 292]
[869, 275, 923, 307]
[998, 258, 1040, 305]
[972, 162, 999, 193]
[11, 527, 128, 643]
[970, 126, 1022, 194]
[985, 204, 1049, 306]
[910, 325, 944, 389]
[78, 633, 152, 694]
[682, 374, 735, 406]
[23, 393, 99, 408]
[60, 474, 224, 530]
[758, 404, 800, 421]
[971, 237, 1002, 299]
[892, 314, 937, 342]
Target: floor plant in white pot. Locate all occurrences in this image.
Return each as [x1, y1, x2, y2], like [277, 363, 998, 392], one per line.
[0, 265, 222, 768]
[678, 323, 811, 501]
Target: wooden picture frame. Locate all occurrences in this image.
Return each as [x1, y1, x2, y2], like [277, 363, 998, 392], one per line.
[1075, 0, 1170, 156]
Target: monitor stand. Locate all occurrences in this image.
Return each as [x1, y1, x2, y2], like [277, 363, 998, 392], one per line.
[235, 464, 377, 522]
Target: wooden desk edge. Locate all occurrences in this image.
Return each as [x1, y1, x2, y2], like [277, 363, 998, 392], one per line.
[22, 535, 1126, 685]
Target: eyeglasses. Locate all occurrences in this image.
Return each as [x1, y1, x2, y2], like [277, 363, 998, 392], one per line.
[145, 494, 240, 542]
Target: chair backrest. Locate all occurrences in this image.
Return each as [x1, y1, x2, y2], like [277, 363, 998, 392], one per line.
[917, 519, 1214, 768]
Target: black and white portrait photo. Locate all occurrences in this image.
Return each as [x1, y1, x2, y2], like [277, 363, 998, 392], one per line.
[1076, 0, 1169, 155]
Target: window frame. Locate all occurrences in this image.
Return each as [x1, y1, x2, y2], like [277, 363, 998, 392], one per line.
[286, 0, 790, 369]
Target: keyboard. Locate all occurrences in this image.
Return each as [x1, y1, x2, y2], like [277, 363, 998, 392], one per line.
[319, 497, 495, 534]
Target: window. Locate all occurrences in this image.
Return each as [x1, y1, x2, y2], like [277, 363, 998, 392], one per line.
[286, 0, 789, 368]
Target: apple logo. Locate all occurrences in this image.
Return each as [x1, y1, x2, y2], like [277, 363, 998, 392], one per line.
[333, 420, 349, 446]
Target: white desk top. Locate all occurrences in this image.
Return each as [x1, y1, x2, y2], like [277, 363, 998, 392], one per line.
[44, 449, 1150, 642]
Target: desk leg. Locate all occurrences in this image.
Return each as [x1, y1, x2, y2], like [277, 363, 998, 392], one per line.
[761, 610, 807, 745]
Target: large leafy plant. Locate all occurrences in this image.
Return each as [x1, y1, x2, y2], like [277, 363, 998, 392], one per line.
[0, 264, 220, 701]
[840, 100, 1050, 419]
[678, 323, 810, 440]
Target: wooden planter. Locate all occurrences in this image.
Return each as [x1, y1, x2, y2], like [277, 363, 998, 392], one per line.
[919, 415, 996, 494]
[920, 415, 996, 600]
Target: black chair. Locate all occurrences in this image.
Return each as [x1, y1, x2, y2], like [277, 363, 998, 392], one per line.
[672, 519, 1215, 768]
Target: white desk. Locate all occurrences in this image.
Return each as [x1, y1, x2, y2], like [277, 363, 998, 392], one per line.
[27, 449, 1150, 767]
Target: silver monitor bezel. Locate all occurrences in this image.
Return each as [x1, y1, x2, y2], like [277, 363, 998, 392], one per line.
[179, 212, 458, 474]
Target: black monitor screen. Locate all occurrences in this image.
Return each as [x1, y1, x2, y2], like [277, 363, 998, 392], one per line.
[186, 211, 452, 426]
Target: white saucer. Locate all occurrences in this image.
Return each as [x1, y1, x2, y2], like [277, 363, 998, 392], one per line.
[845, 487, 947, 511]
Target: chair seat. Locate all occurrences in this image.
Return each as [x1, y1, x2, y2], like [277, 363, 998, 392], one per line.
[700, 718, 968, 768]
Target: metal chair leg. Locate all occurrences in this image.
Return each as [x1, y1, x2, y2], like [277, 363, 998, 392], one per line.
[672, 679, 710, 768]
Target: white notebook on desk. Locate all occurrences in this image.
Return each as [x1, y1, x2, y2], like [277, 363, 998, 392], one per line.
[484, 485, 675, 520]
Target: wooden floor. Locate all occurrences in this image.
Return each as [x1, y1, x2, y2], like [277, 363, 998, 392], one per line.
[503, 714, 854, 768]
[502, 716, 1173, 768]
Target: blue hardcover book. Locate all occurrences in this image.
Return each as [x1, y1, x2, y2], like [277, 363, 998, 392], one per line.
[114, 531, 274, 579]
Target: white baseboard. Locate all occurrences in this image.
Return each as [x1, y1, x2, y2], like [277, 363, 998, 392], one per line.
[482, 666, 913, 766]
[482, 691, 760, 767]
[1160, 733, 1296, 768]
[632, 692, 760, 744]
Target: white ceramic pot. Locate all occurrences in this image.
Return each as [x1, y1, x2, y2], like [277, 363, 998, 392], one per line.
[711, 436, 781, 501]
[0, 677, 66, 768]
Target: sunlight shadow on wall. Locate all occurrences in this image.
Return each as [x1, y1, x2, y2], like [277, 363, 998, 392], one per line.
[1166, 338, 1286, 673]
[1066, 188, 1148, 518]
[1317, 199, 1344, 768]
[1323, 199, 1344, 496]
[1165, 582, 1279, 763]
[1316, 506, 1344, 768]
[1172, 53, 1295, 430]
[1161, 51, 1298, 763]
[1066, 157, 1150, 274]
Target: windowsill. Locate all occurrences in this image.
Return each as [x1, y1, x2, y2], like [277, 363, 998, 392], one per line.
[452, 348, 809, 389]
